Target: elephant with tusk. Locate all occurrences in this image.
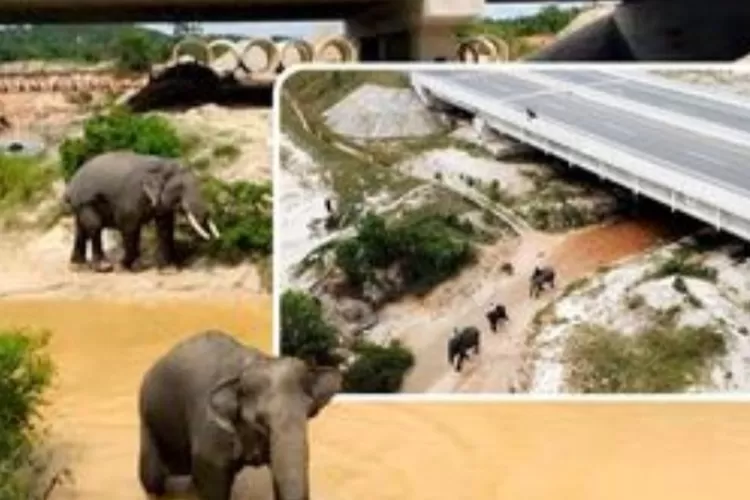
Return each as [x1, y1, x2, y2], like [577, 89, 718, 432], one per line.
[63, 151, 221, 272]
[138, 330, 342, 500]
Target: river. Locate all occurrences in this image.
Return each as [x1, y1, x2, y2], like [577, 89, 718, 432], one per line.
[0, 297, 271, 499]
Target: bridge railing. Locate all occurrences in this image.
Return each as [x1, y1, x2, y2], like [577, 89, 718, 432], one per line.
[411, 72, 750, 242]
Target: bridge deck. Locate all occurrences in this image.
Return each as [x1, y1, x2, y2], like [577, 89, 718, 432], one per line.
[415, 69, 750, 196]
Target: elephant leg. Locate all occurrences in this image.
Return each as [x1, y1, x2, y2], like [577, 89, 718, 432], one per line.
[191, 457, 235, 500]
[70, 218, 88, 266]
[120, 225, 143, 271]
[456, 352, 465, 372]
[154, 213, 176, 269]
[138, 423, 168, 496]
[90, 230, 114, 273]
[474, 342, 480, 355]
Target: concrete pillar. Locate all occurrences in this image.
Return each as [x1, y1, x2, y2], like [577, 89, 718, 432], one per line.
[346, 0, 481, 61]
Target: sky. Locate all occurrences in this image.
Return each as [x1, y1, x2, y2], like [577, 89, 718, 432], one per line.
[142, 2, 596, 38]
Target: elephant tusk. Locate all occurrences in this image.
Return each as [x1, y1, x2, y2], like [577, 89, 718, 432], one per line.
[208, 219, 221, 239]
[186, 210, 211, 241]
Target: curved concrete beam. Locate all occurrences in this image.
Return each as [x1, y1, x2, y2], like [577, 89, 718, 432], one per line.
[312, 35, 359, 62]
[276, 38, 315, 67]
[238, 38, 282, 74]
[171, 37, 212, 64]
[479, 34, 510, 62]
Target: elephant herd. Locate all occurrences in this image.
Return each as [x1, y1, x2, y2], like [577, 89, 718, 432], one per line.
[139, 330, 341, 500]
[63, 151, 221, 272]
[447, 265, 557, 373]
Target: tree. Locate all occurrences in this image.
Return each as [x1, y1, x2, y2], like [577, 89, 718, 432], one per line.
[280, 290, 340, 366]
[113, 28, 158, 73]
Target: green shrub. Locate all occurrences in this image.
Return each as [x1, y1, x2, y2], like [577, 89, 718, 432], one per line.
[334, 212, 476, 294]
[59, 107, 182, 180]
[564, 322, 726, 393]
[199, 179, 272, 264]
[0, 328, 55, 499]
[0, 155, 55, 211]
[343, 340, 415, 393]
[648, 255, 718, 282]
[280, 290, 340, 366]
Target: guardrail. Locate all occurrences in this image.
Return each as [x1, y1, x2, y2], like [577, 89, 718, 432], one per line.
[411, 72, 750, 243]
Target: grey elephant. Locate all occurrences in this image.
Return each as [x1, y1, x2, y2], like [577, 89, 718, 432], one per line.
[529, 266, 556, 299]
[138, 330, 341, 500]
[447, 326, 480, 372]
[63, 151, 220, 272]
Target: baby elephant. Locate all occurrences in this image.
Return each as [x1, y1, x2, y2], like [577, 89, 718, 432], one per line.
[529, 266, 556, 299]
[138, 330, 342, 500]
[448, 326, 481, 372]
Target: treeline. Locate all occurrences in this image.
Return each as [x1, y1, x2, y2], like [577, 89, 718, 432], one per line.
[458, 5, 583, 39]
[0, 25, 172, 65]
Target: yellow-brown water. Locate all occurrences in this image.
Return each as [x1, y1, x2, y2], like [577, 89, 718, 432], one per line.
[0, 298, 272, 499]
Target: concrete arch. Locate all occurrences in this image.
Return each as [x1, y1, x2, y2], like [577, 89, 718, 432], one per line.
[276, 38, 315, 68]
[456, 36, 497, 63]
[171, 37, 211, 65]
[312, 35, 359, 62]
[207, 38, 241, 63]
[479, 34, 510, 62]
[237, 37, 282, 74]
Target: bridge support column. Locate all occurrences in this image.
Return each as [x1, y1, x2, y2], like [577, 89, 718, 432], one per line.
[346, 0, 481, 61]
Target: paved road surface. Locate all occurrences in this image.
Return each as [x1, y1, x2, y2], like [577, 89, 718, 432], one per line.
[534, 68, 750, 134]
[415, 70, 750, 195]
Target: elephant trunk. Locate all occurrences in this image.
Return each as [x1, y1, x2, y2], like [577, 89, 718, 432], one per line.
[269, 420, 310, 500]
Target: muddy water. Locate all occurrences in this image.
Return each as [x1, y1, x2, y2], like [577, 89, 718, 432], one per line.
[0, 298, 271, 499]
[311, 402, 750, 499]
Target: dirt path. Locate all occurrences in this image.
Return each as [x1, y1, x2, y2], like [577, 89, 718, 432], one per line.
[388, 215, 683, 393]
[0, 298, 272, 500]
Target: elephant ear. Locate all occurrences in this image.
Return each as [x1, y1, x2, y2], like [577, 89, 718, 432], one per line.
[302, 366, 342, 419]
[141, 162, 180, 208]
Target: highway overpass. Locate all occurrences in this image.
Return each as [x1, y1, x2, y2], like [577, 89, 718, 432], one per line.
[2, 1, 750, 61]
[410, 68, 750, 242]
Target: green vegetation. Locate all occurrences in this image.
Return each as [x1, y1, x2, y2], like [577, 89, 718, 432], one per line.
[645, 251, 718, 283]
[59, 107, 182, 180]
[0, 328, 58, 499]
[563, 321, 726, 393]
[280, 289, 415, 393]
[335, 212, 476, 295]
[0, 24, 172, 70]
[456, 5, 583, 59]
[0, 155, 56, 214]
[280, 290, 341, 367]
[343, 340, 415, 393]
[200, 179, 272, 264]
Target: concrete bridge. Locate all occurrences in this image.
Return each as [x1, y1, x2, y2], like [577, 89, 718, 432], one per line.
[1, 0, 750, 61]
[411, 69, 750, 242]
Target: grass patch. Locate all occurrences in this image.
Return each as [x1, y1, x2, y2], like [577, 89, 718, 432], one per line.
[645, 252, 718, 283]
[211, 143, 241, 161]
[0, 155, 57, 213]
[563, 321, 726, 393]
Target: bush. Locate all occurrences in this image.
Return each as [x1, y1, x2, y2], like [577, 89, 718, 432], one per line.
[280, 290, 340, 366]
[564, 322, 726, 393]
[59, 107, 182, 180]
[199, 179, 272, 263]
[0, 155, 55, 211]
[0, 328, 55, 499]
[648, 254, 718, 282]
[334, 212, 476, 293]
[343, 340, 415, 393]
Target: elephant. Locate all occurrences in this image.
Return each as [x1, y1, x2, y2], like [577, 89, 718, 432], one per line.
[138, 330, 342, 500]
[485, 303, 509, 333]
[447, 326, 481, 372]
[63, 151, 220, 272]
[529, 266, 556, 299]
